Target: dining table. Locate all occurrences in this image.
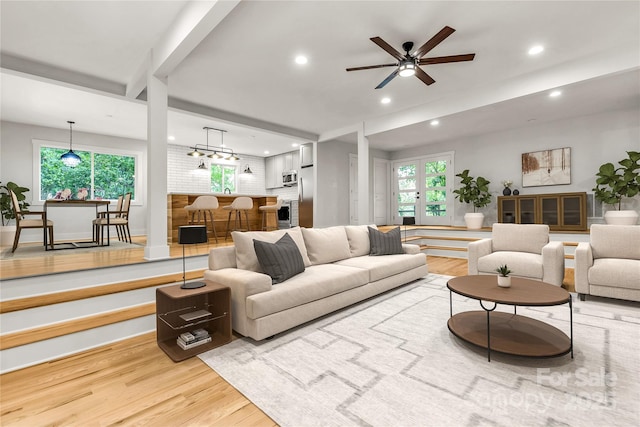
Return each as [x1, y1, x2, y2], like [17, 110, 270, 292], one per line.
[43, 199, 111, 250]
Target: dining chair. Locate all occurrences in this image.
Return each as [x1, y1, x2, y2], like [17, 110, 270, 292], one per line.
[93, 192, 132, 245]
[10, 190, 54, 252]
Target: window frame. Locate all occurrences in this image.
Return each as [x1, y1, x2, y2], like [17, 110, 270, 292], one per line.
[32, 139, 143, 206]
[209, 161, 238, 193]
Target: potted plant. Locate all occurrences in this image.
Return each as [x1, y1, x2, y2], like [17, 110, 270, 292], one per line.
[0, 181, 30, 246]
[593, 151, 640, 225]
[495, 264, 512, 288]
[453, 169, 492, 229]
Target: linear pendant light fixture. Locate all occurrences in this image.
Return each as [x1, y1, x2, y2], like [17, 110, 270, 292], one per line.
[60, 120, 81, 167]
[187, 127, 239, 161]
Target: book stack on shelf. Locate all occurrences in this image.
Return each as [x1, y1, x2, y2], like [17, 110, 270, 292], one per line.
[177, 328, 211, 350]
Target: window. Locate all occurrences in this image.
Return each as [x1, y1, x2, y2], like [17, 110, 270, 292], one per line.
[38, 145, 137, 201]
[210, 164, 236, 193]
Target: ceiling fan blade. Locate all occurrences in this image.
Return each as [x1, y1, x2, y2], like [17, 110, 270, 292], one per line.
[370, 37, 405, 61]
[419, 53, 475, 65]
[375, 69, 399, 89]
[415, 67, 436, 86]
[414, 26, 456, 58]
[346, 63, 397, 72]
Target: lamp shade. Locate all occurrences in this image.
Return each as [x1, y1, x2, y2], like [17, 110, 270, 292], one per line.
[178, 225, 208, 244]
[402, 216, 416, 226]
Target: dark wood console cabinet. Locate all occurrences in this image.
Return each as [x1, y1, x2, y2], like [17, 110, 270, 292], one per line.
[498, 192, 587, 231]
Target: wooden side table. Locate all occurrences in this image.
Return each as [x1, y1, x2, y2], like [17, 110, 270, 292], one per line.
[156, 280, 231, 362]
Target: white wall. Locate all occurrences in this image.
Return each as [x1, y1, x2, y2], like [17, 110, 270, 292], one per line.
[391, 108, 640, 226]
[167, 144, 266, 195]
[315, 139, 390, 228]
[0, 121, 149, 242]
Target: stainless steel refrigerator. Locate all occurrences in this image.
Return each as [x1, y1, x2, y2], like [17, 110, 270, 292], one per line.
[298, 144, 314, 227]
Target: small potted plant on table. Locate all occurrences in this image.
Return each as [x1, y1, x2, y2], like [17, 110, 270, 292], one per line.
[496, 264, 512, 288]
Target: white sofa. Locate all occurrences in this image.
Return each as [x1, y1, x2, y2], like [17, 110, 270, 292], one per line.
[204, 225, 428, 340]
[467, 223, 565, 286]
[575, 224, 640, 302]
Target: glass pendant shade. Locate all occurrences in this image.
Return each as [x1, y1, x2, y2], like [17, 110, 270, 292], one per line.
[60, 120, 81, 167]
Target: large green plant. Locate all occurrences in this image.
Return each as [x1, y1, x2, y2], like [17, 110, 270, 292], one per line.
[593, 151, 640, 210]
[0, 181, 30, 226]
[453, 170, 491, 213]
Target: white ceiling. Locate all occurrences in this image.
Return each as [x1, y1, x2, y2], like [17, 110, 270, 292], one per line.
[1, 1, 639, 157]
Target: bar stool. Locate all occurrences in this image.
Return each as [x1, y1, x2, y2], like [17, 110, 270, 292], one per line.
[259, 197, 283, 231]
[184, 196, 219, 243]
[223, 196, 253, 239]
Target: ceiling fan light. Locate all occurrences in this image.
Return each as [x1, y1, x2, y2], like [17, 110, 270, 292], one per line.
[398, 62, 416, 77]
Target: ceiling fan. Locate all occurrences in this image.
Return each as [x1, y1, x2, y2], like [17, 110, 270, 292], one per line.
[346, 26, 475, 89]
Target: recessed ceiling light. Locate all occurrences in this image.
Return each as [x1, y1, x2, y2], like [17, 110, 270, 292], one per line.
[264, 150, 270, 154]
[528, 45, 544, 55]
[168, 135, 175, 141]
[295, 55, 308, 65]
[381, 97, 391, 104]
[292, 143, 299, 147]
[549, 90, 562, 98]
[430, 120, 439, 126]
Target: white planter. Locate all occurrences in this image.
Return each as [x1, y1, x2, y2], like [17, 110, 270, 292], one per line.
[464, 213, 485, 229]
[604, 210, 639, 225]
[0, 225, 16, 247]
[497, 276, 511, 288]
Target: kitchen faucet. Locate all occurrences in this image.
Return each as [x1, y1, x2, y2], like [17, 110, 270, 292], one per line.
[224, 188, 231, 194]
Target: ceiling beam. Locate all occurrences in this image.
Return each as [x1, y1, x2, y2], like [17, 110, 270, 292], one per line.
[126, 0, 241, 99]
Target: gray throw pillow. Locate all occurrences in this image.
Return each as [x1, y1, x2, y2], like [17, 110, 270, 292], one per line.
[253, 233, 305, 284]
[368, 226, 403, 256]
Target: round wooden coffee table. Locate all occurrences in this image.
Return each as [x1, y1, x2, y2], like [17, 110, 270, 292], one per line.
[447, 275, 573, 361]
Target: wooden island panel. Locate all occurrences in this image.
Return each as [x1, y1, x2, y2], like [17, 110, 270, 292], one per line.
[167, 193, 278, 243]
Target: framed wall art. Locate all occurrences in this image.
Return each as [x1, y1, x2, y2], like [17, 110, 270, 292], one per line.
[522, 147, 571, 187]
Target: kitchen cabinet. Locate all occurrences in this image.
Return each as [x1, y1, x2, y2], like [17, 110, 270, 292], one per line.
[265, 150, 299, 189]
[498, 192, 587, 231]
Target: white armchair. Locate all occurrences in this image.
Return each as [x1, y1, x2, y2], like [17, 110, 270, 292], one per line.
[575, 224, 640, 302]
[468, 223, 565, 286]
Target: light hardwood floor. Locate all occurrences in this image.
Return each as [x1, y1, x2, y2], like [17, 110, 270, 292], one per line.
[1, 255, 466, 426]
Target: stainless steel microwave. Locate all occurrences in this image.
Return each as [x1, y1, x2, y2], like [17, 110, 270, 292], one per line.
[282, 170, 297, 186]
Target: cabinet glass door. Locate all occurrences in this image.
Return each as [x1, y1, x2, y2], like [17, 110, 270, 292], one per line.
[541, 197, 559, 226]
[519, 198, 536, 224]
[501, 199, 516, 223]
[562, 196, 582, 226]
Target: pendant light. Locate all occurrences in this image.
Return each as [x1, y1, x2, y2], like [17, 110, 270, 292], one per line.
[60, 121, 81, 167]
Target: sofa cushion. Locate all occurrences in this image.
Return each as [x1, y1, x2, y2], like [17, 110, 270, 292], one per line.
[245, 264, 369, 319]
[369, 226, 403, 255]
[491, 223, 549, 254]
[477, 251, 543, 280]
[590, 224, 640, 260]
[302, 226, 351, 265]
[254, 233, 305, 284]
[589, 258, 640, 290]
[345, 224, 377, 257]
[233, 227, 311, 273]
[335, 253, 427, 282]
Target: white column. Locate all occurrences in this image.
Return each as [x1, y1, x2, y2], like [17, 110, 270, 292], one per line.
[144, 56, 170, 260]
[357, 123, 370, 225]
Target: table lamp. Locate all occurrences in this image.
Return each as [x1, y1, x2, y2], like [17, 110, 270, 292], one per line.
[178, 225, 208, 289]
[402, 216, 415, 242]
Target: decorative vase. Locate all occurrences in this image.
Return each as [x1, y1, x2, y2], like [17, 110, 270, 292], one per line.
[497, 276, 511, 288]
[513, 189, 520, 195]
[604, 210, 639, 225]
[464, 212, 485, 229]
[502, 187, 512, 196]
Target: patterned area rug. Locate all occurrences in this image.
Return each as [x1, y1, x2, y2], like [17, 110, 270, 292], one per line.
[199, 274, 640, 427]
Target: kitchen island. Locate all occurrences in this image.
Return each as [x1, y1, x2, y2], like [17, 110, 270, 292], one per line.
[167, 193, 278, 243]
